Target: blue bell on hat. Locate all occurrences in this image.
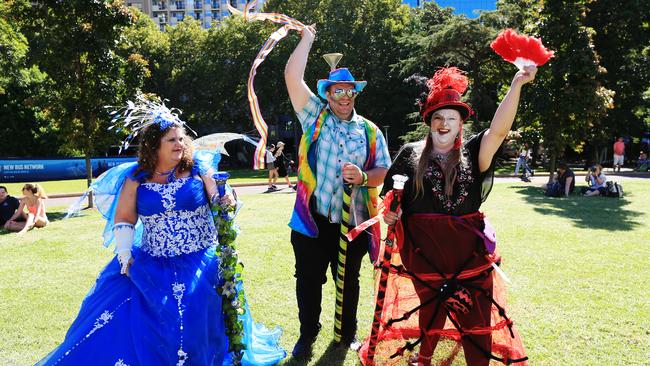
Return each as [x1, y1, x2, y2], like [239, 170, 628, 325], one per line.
[316, 53, 367, 100]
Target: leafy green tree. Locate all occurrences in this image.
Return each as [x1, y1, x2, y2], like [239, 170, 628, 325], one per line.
[185, 17, 276, 135]
[259, 0, 413, 148]
[518, 0, 614, 178]
[120, 8, 170, 94]
[0, 1, 28, 94]
[0, 0, 55, 157]
[636, 46, 650, 132]
[396, 2, 521, 143]
[24, 0, 148, 206]
[585, 0, 650, 155]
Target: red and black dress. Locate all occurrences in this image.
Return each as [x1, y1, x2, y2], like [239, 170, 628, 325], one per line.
[360, 131, 528, 365]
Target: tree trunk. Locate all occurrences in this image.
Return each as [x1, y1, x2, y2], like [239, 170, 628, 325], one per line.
[599, 147, 607, 164]
[531, 141, 540, 167]
[591, 147, 599, 166]
[548, 147, 558, 183]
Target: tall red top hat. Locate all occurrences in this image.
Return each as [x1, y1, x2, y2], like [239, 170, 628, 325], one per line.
[420, 67, 473, 124]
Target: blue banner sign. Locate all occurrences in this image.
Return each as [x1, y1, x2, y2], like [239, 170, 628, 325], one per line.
[0, 157, 136, 183]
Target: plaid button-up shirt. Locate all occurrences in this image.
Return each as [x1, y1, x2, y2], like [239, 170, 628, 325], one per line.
[296, 94, 391, 225]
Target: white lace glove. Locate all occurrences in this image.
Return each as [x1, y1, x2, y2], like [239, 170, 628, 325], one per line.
[114, 222, 134, 275]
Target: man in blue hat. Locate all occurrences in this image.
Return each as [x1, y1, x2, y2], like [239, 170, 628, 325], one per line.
[284, 25, 391, 358]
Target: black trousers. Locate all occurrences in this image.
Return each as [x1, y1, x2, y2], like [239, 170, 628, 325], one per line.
[290, 212, 368, 340]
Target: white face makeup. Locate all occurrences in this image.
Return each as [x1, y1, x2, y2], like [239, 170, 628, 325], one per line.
[429, 108, 462, 151]
[157, 127, 185, 165]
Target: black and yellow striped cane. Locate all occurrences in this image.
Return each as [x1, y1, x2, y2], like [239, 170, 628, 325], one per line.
[334, 183, 353, 342]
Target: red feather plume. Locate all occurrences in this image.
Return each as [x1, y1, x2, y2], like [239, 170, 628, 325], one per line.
[491, 28, 554, 68]
[426, 67, 468, 100]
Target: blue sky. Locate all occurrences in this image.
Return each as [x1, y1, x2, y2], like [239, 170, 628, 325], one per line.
[402, 0, 497, 18]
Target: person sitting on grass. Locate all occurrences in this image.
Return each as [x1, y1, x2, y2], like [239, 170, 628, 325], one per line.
[546, 163, 575, 197]
[4, 183, 49, 235]
[583, 164, 607, 197]
[0, 185, 20, 229]
[635, 151, 648, 172]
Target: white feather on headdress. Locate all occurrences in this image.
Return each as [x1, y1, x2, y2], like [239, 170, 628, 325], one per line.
[107, 94, 196, 153]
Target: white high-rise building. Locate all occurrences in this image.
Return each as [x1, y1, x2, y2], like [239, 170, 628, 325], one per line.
[126, 0, 265, 30]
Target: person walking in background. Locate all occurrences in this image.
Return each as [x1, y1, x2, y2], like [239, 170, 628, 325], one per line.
[4, 183, 49, 235]
[266, 144, 279, 192]
[514, 144, 534, 181]
[0, 186, 20, 228]
[613, 137, 625, 172]
[284, 24, 391, 358]
[583, 164, 607, 196]
[274, 141, 295, 189]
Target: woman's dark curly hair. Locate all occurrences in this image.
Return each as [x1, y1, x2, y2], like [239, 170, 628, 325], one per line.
[134, 122, 194, 178]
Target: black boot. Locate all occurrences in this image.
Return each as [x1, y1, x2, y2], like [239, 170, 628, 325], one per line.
[291, 323, 321, 359]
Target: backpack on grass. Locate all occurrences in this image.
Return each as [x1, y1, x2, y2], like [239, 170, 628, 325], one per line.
[606, 181, 624, 198]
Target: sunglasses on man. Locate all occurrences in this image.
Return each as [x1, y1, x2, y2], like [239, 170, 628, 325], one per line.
[329, 88, 359, 101]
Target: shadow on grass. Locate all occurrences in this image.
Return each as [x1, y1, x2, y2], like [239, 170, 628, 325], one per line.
[311, 341, 349, 366]
[46, 211, 68, 222]
[282, 341, 351, 366]
[512, 185, 644, 231]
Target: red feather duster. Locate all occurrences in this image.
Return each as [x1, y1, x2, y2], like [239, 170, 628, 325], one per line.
[491, 28, 554, 69]
[426, 67, 468, 100]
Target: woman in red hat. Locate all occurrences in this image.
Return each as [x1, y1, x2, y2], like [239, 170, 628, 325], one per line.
[380, 65, 536, 366]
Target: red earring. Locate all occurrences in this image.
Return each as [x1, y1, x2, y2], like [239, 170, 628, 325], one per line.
[453, 134, 462, 150]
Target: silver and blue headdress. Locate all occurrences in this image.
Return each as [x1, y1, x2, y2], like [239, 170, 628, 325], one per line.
[108, 94, 196, 153]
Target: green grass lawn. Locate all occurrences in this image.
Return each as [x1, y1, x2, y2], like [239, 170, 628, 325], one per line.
[1, 169, 295, 195]
[1, 181, 648, 365]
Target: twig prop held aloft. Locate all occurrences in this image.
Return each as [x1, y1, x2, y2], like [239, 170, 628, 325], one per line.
[490, 28, 554, 70]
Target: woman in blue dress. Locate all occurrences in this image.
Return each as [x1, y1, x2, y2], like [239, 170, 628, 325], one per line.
[36, 99, 286, 366]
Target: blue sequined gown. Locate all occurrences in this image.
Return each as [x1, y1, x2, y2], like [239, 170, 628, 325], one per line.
[36, 166, 285, 366]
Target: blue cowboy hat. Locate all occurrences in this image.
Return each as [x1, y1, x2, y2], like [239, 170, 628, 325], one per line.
[316, 68, 367, 100]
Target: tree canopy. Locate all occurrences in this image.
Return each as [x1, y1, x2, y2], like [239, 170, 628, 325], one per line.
[1, 0, 648, 169]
